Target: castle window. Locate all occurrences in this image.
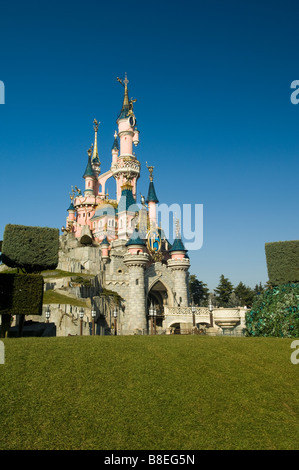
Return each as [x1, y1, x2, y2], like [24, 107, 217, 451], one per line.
[136, 279, 139, 285]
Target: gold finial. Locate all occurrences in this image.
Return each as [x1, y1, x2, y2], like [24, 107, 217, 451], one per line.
[146, 162, 154, 182]
[87, 144, 93, 158]
[117, 73, 129, 107]
[114, 130, 118, 139]
[70, 186, 75, 201]
[93, 118, 100, 132]
[75, 185, 82, 196]
[92, 120, 100, 163]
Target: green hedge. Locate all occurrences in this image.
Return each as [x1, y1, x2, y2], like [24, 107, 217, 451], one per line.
[265, 240, 299, 285]
[2, 224, 59, 273]
[0, 273, 44, 316]
[245, 283, 299, 337]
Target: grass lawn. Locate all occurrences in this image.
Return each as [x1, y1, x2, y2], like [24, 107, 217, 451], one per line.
[0, 336, 298, 450]
[42, 289, 89, 307]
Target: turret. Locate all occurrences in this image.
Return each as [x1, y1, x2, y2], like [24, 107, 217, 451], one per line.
[125, 229, 146, 255]
[146, 164, 159, 228]
[167, 219, 190, 307]
[113, 74, 140, 201]
[117, 182, 140, 240]
[112, 130, 119, 165]
[91, 119, 101, 182]
[100, 236, 110, 263]
[83, 146, 95, 196]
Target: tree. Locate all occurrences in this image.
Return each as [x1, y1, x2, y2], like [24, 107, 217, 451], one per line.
[214, 274, 234, 307]
[189, 274, 210, 306]
[234, 282, 255, 307]
[254, 282, 264, 295]
[0, 224, 59, 337]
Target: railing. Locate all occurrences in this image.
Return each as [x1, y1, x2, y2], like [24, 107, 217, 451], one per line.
[164, 306, 245, 318]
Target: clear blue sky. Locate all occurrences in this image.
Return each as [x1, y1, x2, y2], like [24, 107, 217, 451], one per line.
[0, 0, 299, 290]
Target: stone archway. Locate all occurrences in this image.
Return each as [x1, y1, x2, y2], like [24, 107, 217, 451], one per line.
[147, 279, 173, 333]
[169, 321, 192, 335]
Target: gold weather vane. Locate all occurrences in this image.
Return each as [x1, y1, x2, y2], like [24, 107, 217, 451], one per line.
[117, 73, 129, 88]
[146, 162, 154, 182]
[75, 185, 82, 196]
[93, 119, 100, 132]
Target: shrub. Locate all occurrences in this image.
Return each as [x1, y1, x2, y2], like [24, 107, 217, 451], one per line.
[265, 240, 299, 285]
[2, 224, 59, 273]
[245, 283, 299, 337]
[0, 273, 44, 316]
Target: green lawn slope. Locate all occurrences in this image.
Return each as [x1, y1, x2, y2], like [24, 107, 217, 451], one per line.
[0, 336, 298, 450]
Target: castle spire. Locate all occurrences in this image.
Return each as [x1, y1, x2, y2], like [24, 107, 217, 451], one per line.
[112, 130, 119, 151]
[146, 163, 159, 204]
[92, 119, 101, 164]
[117, 73, 130, 120]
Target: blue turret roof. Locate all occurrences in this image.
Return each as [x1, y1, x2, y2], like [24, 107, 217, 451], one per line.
[112, 134, 119, 151]
[83, 154, 95, 178]
[118, 186, 140, 213]
[125, 230, 145, 246]
[100, 237, 110, 246]
[169, 237, 187, 252]
[146, 181, 159, 204]
[67, 201, 75, 211]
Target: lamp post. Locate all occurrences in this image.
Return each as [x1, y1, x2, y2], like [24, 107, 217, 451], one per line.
[79, 307, 84, 336]
[153, 306, 157, 335]
[209, 297, 214, 328]
[45, 305, 50, 323]
[91, 308, 96, 336]
[113, 307, 117, 336]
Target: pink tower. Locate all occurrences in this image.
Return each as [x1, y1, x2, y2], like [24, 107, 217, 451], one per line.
[112, 73, 140, 201]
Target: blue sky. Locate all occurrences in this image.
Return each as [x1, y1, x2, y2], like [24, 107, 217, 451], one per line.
[0, 0, 299, 290]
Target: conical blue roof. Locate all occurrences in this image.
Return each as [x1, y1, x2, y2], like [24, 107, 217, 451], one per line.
[83, 155, 95, 178]
[169, 237, 187, 252]
[125, 229, 145, 246]
[112, 135, 119, 151]
[118, 186, 140, 213]
[146, 181, 159, 204]
[100, 236, 110, 246]
[67, 202, 75, 211]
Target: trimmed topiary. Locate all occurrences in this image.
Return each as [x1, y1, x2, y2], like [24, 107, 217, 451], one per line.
[265, 240, 299, 285]
[2, 224, 59, 273]
[245, 283, 299, 337]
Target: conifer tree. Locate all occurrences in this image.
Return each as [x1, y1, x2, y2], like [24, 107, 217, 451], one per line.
[189, 274, 209, 306]
[214, 274, 234, 307]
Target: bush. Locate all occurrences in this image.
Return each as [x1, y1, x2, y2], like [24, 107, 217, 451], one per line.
[265, 240, 299, 285]
[245, 283, 299, 337]
[2, 224, 59, 273]
[0, 273, 44, 316]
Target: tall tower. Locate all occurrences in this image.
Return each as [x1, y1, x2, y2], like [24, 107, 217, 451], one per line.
[112, 74, 140, 201]
[91, 119, 101, 189]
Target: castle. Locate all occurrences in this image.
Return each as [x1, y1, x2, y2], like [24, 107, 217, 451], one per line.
[59, 75, 191, 335]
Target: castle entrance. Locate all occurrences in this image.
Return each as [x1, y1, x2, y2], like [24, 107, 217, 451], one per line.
[147, 280, 169, 331]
